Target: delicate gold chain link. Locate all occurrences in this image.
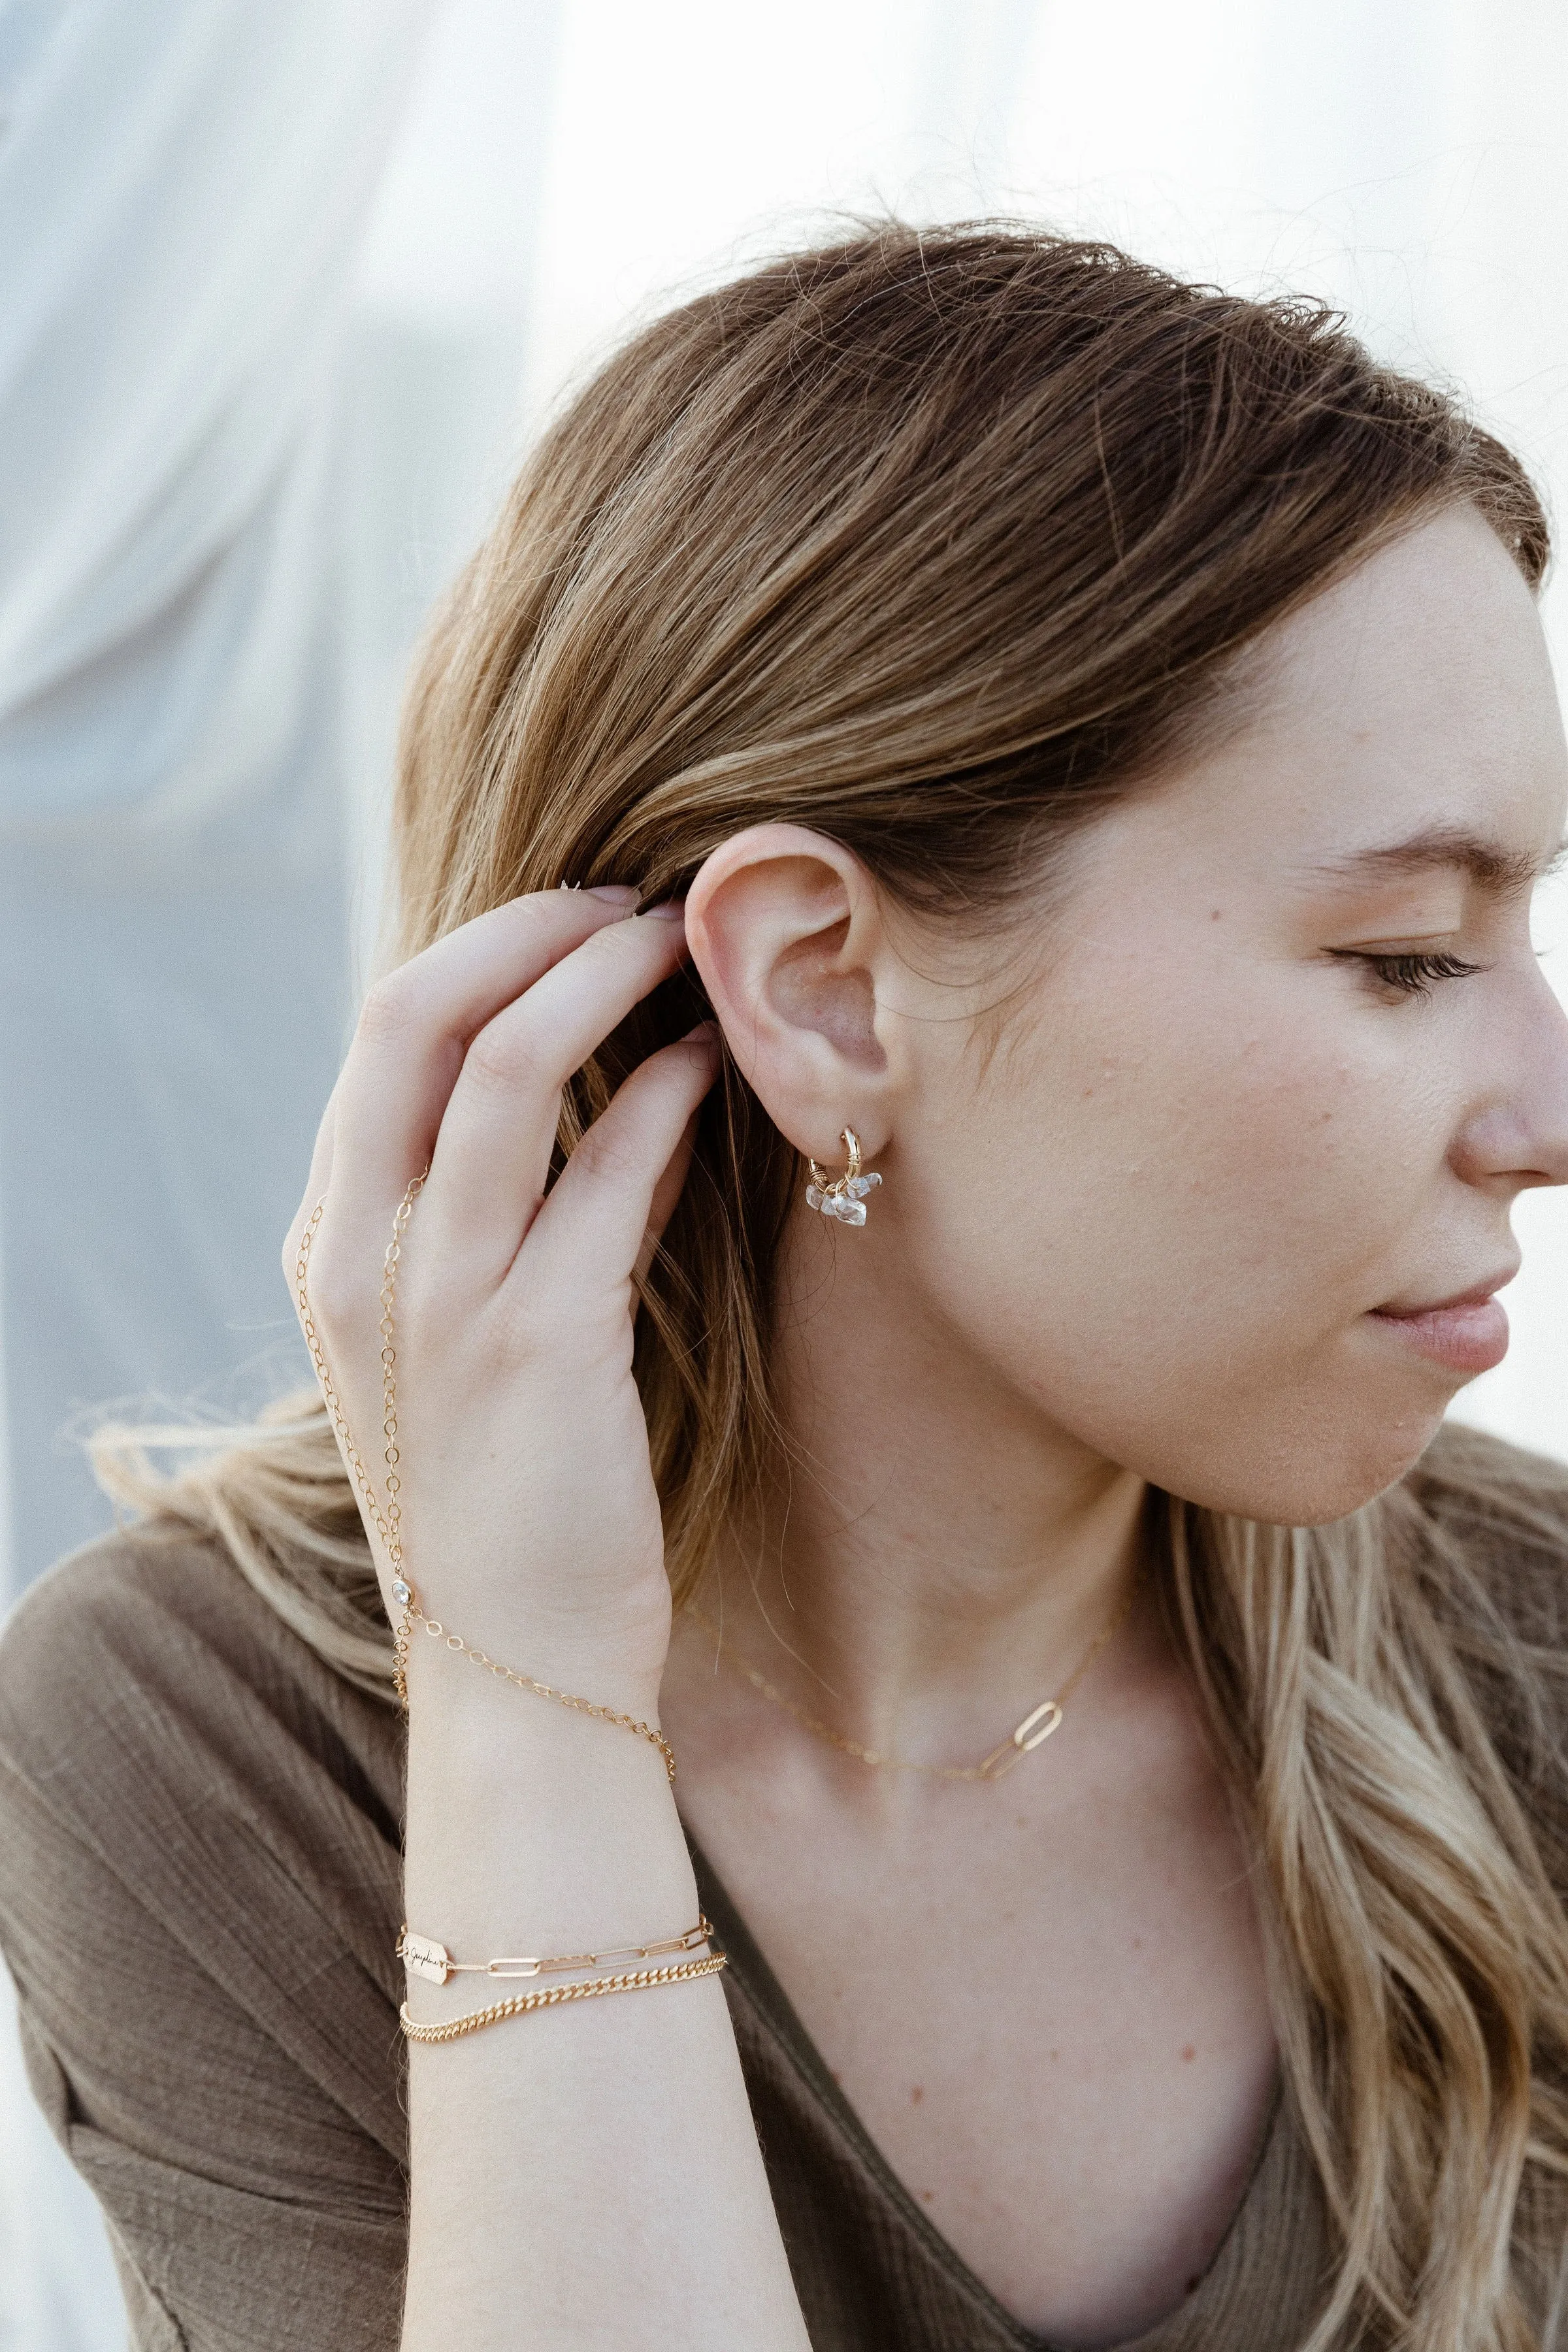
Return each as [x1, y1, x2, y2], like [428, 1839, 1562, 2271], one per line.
[378, 1174, 422, 1595]
[397, 1915, 715, 1984]
[295, 1177, 676, 1782]
[398, 1953, 728, 2044]
[685, 1579, 1136, 1783]
[294, 1198, 400, 1558]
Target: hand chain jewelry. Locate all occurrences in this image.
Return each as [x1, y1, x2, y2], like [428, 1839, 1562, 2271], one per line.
[295, 1177, 677, 1781]
[685, 1580, 1137, 1782]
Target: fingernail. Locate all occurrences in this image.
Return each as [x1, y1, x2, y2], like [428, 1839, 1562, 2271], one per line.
[585, 884, 642, 906]
[642, 898, 687, 921]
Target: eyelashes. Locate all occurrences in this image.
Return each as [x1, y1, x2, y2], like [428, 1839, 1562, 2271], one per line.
[1332, 949, 1484, 998]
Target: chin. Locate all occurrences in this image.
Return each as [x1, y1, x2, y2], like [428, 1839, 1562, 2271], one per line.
[1161, 1396, 1451, 1527]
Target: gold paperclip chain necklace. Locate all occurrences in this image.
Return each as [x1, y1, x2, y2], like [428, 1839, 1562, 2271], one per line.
[686, 1582, 1136, 1784]
[295, 1176, 677, 1782]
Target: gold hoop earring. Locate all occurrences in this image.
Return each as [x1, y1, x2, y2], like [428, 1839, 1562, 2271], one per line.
[806, 1128, 883, 1226]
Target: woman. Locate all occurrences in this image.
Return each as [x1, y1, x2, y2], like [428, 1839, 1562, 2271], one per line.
[4, 221, 1568, 2352]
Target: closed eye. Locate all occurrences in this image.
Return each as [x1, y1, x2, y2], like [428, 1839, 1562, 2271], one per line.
[1330, 948, 1484, 998]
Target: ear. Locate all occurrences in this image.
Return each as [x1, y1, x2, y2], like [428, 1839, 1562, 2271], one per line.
[684, 825, 904, 1163]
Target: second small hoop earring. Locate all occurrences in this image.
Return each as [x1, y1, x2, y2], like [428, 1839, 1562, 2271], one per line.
[806, 1128, 883, 1227]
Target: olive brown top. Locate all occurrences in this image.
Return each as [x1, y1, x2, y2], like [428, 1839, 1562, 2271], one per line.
[2, 1424, 1567, 2349]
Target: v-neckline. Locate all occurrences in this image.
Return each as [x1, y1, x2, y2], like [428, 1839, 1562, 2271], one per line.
[685, 1829, 1293, 2352]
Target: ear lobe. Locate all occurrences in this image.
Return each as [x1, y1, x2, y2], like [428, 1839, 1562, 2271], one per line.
[684, 823, 896, 1160]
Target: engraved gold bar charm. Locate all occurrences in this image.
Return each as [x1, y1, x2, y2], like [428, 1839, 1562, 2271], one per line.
[397, 1930, 454, 1985]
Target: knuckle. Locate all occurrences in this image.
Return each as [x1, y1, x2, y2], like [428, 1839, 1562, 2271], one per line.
[574, 920, 627, 970]
[570, 1120, 641, 1187]
[570, 917, 653, 991]
[462, 1017, 542, 1097]
[355, 972, 418, 1048]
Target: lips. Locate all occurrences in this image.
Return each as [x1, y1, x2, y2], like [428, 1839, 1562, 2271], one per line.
[1367, 1267, 1517, 1376]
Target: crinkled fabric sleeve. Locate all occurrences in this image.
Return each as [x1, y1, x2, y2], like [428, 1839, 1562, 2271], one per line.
[0, 1531, 410, 2351]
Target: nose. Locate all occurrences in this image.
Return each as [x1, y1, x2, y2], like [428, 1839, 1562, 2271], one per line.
[1450, 964, 1568, 1193]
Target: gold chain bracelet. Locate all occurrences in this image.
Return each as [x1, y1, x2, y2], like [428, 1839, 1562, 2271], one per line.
[294, 1177, 676, 1782]
[399, 1953, 728, 2044]
[398, 1916, 715, 1984]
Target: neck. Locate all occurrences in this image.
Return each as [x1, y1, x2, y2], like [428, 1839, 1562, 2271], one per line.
[693, 1211, 1150, 1769]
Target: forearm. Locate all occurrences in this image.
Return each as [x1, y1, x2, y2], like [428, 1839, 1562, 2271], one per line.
[400, 1665, 809, 2350]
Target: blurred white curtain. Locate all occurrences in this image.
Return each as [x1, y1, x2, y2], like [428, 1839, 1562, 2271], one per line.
[0, 2, 436, 2343]
[0, 0, 436, 1592]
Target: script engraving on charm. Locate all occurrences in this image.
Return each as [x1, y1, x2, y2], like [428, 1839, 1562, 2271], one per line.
[399, 1931, 453, 1985]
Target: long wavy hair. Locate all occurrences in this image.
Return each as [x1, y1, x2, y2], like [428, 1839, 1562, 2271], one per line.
[97, 223, 1568, 2348]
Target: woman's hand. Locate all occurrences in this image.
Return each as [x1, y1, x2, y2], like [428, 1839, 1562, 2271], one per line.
[284, 887, 719, 1707]
[287, 887, 808, 2352]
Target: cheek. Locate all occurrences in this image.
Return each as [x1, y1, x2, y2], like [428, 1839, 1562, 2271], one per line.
[909, 969, 1459, 1518]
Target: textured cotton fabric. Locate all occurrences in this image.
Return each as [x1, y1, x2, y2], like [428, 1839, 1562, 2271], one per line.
[2, 1424, 1567, 2349]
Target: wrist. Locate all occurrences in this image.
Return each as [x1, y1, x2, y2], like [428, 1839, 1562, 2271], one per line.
[402, 1637, 667, 1731]
[402, 1643, 673, 1801]
[402, 1671, 693, 1952]
[399, 1614, 666, 1731]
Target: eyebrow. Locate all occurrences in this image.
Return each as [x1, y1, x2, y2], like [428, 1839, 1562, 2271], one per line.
[1310, 823, 1568, 895]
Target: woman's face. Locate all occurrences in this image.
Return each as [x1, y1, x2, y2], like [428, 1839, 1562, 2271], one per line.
[885, 506, 1568, 1522]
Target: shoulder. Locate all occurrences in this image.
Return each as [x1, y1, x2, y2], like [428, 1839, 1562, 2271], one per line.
[0, 1518, 261, 1735]
[0, 1520, 402, 1831]
[0, 1528, 409, 2343]
[0, 1520, 404, 2003]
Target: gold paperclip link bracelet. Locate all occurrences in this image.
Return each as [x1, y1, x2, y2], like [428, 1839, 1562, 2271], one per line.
[397, 1917, 716, 1985]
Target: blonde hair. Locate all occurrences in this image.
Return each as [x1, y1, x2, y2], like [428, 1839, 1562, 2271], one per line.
[98, 224, 1568, 2348]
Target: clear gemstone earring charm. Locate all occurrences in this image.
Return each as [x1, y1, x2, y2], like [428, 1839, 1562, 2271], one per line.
[805, 1128, 883, 1226]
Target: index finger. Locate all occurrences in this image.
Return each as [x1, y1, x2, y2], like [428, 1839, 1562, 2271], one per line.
[328, 886, 643, 1226]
